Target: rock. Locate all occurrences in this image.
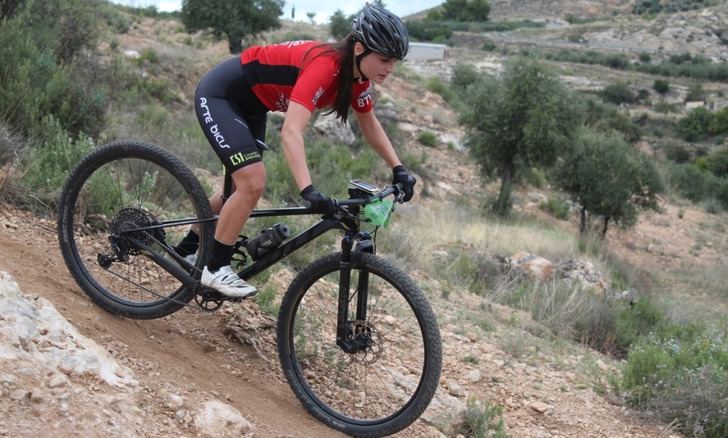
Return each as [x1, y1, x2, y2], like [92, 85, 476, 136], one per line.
[555, 259, 609, 293]
[313, 112, 355, 145]
[527, 191, 548, 204]
[9, 389, 28, 400]
[466, 369, 482, 383]
[30, 387, 44, 403]
[0, 272, 137, 388]
[167, 393, 184, 409]
[530, 401, 550, 414]
[193, 400, 253, 437]
[48, 375, 67, 388]
[508, 252, 554, 281]
[447, 381, 465, 397]
[123, 50, 140, 59]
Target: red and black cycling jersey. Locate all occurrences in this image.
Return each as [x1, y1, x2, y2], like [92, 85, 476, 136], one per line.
[241, 40, 374, 114]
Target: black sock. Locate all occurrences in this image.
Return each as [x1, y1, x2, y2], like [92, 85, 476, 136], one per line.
[174, 230, 199, 257]
[207, 239, 235, 272]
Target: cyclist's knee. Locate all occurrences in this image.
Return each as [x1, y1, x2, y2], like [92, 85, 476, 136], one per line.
[231, 163, 266, 198]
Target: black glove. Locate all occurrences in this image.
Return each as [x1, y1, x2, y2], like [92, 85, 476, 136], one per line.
[392, 165, 416, 202]
[300, 185, 334, 215]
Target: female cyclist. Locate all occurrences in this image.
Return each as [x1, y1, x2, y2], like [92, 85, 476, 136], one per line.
[175, 4, 417, 297]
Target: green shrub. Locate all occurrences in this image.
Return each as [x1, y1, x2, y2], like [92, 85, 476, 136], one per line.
[136, 47, 159, 65]
[0, 11, 108, 140]
[20, 116, 95, 196]
[653, 79, 670, 95]
[451, 63, 482, 92]
[703, 147, 728, 177]
[539, 197, 570, 220]
[709, 107, 728, 136]
[454, 398, 508, 438]
[426, 77, 455, 103]
[621, 331, 728, 437]
[524, 167, 547, 188]
[701, 197, 723, 214]
[417, 131, 438, 147]
[686, 83, 705, 102]
[664, 141, 692, 163]
[600, 82, 636, 105]
[406, 21, 452, 42]
[678, 107, 714, 142]
[482, 39, 497, 51]
[667, 162, 724, 202]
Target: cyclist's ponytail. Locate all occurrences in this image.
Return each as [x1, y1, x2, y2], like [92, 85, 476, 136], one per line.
[303, 34, 356, 123]
[328, 34, 356, 123]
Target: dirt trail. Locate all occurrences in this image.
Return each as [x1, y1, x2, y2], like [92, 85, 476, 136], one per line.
[0, 208, 344, 437]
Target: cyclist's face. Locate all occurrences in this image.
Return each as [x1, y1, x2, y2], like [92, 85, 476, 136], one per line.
[354, 43, 397, 84]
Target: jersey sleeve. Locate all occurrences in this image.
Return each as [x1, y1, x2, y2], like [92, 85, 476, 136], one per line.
[351, 80, 374, 113]
[289, 56, 338, 112]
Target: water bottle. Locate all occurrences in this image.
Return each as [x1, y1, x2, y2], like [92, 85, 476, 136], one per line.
[246, 223, 290, 260]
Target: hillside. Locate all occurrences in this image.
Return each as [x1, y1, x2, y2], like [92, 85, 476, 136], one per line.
[1, 1, 728, 437]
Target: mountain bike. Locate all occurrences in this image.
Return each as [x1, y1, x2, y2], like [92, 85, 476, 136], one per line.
[56, 140, 442, 437]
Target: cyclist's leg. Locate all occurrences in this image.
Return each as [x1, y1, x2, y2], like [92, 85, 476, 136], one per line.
[192, 57, 268, 297]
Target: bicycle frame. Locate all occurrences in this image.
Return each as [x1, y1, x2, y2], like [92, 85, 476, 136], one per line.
[123, 202, 376, 353]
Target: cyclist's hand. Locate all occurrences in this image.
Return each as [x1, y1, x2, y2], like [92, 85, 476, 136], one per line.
[392, 165, 416, 202]
[300, 185, 334, 214]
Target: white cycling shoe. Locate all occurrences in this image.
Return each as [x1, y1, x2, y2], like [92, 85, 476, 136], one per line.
[201, 265, 257, 298]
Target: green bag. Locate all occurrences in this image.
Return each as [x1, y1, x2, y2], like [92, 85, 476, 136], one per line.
[363, 199, 394, 227]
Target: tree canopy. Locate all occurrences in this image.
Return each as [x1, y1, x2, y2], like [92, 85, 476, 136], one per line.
[181, 0, 283, 53]
[556, 129, 663, 236]
[428, 0, 490, 22]
[329, 9, 352, 40]
[460, 56, 583, 216]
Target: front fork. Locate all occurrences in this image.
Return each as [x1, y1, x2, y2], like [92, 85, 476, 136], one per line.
[336, 233, 374, 353]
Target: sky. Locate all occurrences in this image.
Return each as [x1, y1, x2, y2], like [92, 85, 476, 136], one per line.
[109, 0, 442, 24]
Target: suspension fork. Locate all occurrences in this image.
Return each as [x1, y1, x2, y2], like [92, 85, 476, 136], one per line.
[336, 234, 374, 353]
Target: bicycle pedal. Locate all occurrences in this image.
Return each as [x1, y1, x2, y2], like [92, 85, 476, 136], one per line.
[197, 286, 253, 303]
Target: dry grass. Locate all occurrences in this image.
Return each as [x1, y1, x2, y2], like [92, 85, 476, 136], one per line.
[388, 203, 579, 259]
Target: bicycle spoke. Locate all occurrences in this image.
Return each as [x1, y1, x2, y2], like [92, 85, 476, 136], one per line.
[289, 263, 427, 422]
[69, 156, 200, 306]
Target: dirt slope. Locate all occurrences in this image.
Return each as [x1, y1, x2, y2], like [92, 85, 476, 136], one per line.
[0, 209, 344, 437]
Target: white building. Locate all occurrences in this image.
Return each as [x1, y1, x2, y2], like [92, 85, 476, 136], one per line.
[406, 42, 449, 61]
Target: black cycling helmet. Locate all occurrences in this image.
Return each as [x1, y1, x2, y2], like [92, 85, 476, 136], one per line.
[352, 3, 409, 60]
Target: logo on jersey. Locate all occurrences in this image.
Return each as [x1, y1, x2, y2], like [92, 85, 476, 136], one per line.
[312, 86, 325, 106]
[275, 93, 290, 112]
[355, 85, 373, 109]
[277, 40, 311, 48]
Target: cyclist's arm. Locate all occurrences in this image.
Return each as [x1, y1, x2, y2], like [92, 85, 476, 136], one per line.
[354, 110, 401, 169]
[281, 101, 314, 190]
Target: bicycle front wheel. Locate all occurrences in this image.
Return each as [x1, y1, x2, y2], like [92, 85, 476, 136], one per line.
[57, 140, 214, 319]
[277, 252, 442, 437]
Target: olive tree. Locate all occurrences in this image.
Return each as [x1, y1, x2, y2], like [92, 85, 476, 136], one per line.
[441, 0, 490, 22]
[181, 0, 283, 53]
[556, 129, 663, 237]
[460, 56, 583, 217]
[329, 9, 352, 39]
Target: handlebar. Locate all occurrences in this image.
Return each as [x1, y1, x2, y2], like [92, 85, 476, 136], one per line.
[335, 183, 403, 208]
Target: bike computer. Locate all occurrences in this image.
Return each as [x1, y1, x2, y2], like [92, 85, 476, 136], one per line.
[349, 179, 380, 195]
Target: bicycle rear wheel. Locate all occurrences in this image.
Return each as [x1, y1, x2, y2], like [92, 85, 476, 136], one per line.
[277, 252, 442, 437]
[57, 140, 214, 319]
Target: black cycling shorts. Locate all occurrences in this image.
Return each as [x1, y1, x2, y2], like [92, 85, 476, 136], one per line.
[194, 57, 269, 172]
